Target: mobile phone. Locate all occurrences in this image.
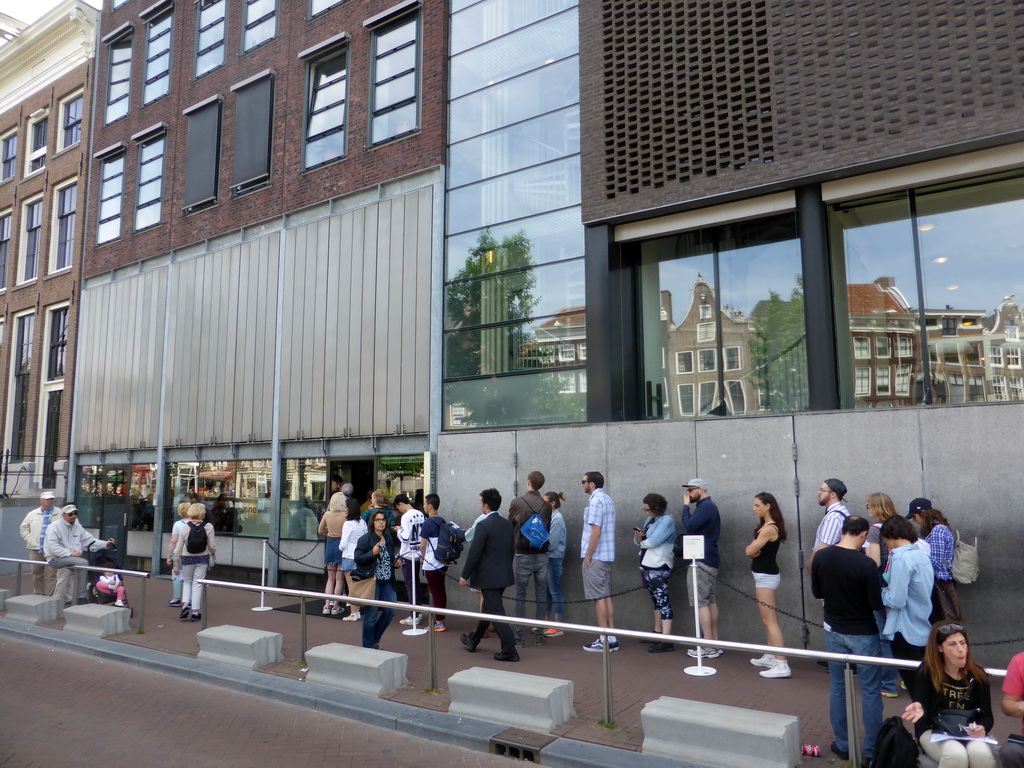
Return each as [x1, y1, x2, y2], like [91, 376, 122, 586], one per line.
[633, 527, 642, 533]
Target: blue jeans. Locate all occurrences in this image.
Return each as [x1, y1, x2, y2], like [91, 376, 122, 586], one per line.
[545, 556, 564, 620]
[826, 630, 883, 759]
[874, 610, 900, 692]
[362, 580, 396, 648]
[513, 553, 547, 639]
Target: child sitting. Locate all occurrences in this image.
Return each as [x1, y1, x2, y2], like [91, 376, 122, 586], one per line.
[96, 570, 127, 607]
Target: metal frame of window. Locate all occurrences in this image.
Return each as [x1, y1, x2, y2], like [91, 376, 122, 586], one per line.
[304, 47, 348, 169]
[242, 0, 277, 52]
[10, 312, 34, 461]
[28, 116, 47, 174]
[53, 181, 77, 271]
[310, 0, 343, 16]
[369, 14, 419, 144]
[60, 94, 83, 148]
[143, 10, 173, 104]
[195, 0, 226, 78]
[21, 198, 43, 282]
[135, 135, 165, 229]
[47, 306, 69, 380]
[0, 211, 10, 289]
[106, 36, 133, 123]
[97, 152, 126, 244]
[0, 132, 15, 180]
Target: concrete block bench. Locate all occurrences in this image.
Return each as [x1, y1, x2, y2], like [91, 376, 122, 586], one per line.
[642, 696, 800, 768]
[197, 625, 283, 670]
[63, 603, 131, 638]
[305, 643, 407, 696]
[0, 588, 9, 611]
[447, 667, 574, 732]
[4, 595, 64, 624]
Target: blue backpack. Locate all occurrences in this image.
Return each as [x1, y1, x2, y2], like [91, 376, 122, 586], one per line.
[520, 513, 549, 550]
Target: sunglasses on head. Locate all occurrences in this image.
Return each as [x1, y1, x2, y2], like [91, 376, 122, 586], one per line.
[939, 623, 964, 634]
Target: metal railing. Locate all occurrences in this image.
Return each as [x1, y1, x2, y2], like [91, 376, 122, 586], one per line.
[197, 577, 1009, 765]
[0, 555, 151, 633]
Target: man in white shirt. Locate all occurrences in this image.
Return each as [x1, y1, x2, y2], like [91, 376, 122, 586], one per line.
[394, 493, 425, 625]
[19, 491, 60, 595]
[44, 504, 115, 604]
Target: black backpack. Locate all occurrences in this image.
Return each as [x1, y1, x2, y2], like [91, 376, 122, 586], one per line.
[185, 520, 209, 554]
[431, 518, 466, 565]
[871, 715, 918, 768]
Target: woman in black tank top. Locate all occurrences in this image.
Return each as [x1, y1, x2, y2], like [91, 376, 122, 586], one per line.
[745, 492, 789, 678]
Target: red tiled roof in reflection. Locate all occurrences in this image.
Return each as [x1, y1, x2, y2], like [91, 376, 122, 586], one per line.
[847, 282, 911, 314]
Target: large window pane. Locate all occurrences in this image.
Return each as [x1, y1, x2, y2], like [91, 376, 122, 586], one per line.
[445, 371, 585, 429]
[638, 214, 807, 419]
[281, 458, 326, 540]
[447, 208, 583, 279]
[449, 107, 580, 188]
[451, 0, 577, 55]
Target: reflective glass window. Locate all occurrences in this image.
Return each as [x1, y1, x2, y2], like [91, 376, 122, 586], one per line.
[97, 153, 125, 244]
[305, 50, 347, 168]
[54, 183, 77, 271]
[129, 464, 158, 531]
[243, 0, 276, 51]
[446, 208, 583, 277]
[445, 371, 585, 428]
[450, 0, 577, 55]
[135, 136, 165, 230]
[1, 133, 16, 180]
[144, 11, 172, 104]
[61, 95, 83, 148]
[106, 37, 132, 124]
[195, 0, 226, 77]
[281, 458, 326, 540]
[370, 16, 418, 144]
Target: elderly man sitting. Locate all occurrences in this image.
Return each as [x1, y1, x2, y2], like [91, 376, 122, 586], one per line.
[43, 504, 115, 605]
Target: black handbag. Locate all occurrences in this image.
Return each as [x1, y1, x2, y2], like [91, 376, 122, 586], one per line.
[931, 708, 982, 736]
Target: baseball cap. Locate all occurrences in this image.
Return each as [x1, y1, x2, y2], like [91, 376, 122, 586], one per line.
[62, 504, 78, 515]
[40, 491, 56, 500]
[683, 478, 708, 491]
[907, 497, 931, 518]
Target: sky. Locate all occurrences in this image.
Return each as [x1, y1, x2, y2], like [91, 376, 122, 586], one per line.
[0, 0, 100, 25]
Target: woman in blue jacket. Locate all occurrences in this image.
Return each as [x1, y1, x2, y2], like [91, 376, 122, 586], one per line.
[634, 493, 677, 654]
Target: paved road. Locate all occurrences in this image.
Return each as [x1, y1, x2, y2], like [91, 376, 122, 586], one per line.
[0, 637, 514, 768]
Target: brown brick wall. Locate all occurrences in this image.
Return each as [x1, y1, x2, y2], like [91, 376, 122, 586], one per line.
[0, 61, 92, 471]
[580, 0, 1024, 224]
[86, 0, 447, 277]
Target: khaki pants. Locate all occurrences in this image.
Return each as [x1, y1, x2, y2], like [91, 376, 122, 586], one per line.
[28, 550, 57, 596]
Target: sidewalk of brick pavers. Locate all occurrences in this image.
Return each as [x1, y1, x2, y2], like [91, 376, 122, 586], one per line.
[2, 570, 1019, 767]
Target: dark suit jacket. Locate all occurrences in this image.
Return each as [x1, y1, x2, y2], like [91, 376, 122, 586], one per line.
[461, 511, 515, 590]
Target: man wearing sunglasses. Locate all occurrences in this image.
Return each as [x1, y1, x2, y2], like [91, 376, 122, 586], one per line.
[43, 504, 116, 605]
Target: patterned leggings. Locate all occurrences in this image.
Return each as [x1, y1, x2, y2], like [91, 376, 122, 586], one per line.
[641, 568, 673, 620]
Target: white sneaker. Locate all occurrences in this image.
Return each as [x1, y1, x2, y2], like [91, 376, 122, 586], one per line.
[688, 647, 722, 659]
[750, 653, 776, 668]
[400, 616, 419, 625]
[114, 600, 125, 607]
[760, 661, 791, 679]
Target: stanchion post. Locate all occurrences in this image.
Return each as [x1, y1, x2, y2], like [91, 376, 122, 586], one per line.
[15, 563, 22, 596]
[844, 662, 863, 767]
[428, 614, 437, 690]
[299, 596, 308, 668]
[252, 540, 273, 612]
[201, 585, 208, 630]
[602, 634, 614, 725]
[138, 577, 146, 634]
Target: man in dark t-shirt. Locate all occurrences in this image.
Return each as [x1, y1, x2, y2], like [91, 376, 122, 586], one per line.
[811, 515, 884, 763]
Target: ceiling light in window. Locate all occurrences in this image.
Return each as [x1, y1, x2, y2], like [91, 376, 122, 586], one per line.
[933, 257, 948, 263]
[919, 223, 935, 232]
[946, 285, 959, 291]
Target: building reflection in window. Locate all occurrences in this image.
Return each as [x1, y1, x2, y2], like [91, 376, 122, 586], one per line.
[638, 213, 808, 420]
[830, 173, 1024, 408]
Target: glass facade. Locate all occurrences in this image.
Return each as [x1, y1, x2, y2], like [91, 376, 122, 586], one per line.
[444, 0, 584, 429]
[637, 214, 808, 419]
[830, 173, 1024, 408]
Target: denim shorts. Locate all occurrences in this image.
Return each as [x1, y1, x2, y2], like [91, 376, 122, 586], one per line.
[341, 557, 357, 572]
[752, 571, 781, 590]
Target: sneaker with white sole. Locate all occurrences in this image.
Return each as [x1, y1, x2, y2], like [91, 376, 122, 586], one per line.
[114, 600, 125, 607]
[583, 638, 619, 653]
[760, 661, 791, 679]
[688, 647, 722, 659]
[400, 616, 418, 625]
[750, 653, 776, 668]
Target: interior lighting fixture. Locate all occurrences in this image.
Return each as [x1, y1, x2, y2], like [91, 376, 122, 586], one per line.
[946, 285, 959, 291]
[919, 223, 935, 232]
[933, 257, 949, 263]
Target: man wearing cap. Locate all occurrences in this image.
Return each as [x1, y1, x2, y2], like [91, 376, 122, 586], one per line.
[806, 478, 850, 572]
[18, 491, 61, 595]
[395, 494, 426, 626]
[681, 479, 722, 657]
[43, 504, 115, 604]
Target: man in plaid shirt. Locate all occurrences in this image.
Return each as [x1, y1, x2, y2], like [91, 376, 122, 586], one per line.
[580, 471, 617, 652]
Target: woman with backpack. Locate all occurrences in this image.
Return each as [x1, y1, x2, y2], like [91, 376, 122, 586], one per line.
[902, 622, 995, 768]
[908, 501, 963, 623]
[172, 503, 216, 622]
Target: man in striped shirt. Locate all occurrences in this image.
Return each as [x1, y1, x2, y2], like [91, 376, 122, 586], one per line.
[806, 478, 849, 572]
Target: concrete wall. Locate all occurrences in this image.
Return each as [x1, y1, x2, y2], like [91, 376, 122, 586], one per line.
[437, 402, 1024, 667]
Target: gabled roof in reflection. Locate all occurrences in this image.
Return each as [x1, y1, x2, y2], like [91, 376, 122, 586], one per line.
[847, 280, 912, 314]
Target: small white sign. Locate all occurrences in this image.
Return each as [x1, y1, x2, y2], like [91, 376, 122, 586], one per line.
[681, 535, 705, 561]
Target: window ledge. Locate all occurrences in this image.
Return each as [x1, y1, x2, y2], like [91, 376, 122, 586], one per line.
[23, 167, 45, 180]
[44, 267, 73, 280]
[14, 278, 38, 289]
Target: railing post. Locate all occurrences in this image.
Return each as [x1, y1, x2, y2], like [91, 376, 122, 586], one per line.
[15, 562, 23, 596]
[299, 596, 308, 668]
[428, 615, 437, 690]
[201, 585, 208, 630]
[138, 577, 147, 634]
[73, 567, 81, 605]
[602, 635, 614, 725]
[844, 661, 863, 766]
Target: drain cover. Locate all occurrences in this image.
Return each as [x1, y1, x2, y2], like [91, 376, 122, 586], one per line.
[489, 727, 556, 762]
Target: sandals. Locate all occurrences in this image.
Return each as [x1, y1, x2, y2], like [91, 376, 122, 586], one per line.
[342, 612, 361, 622]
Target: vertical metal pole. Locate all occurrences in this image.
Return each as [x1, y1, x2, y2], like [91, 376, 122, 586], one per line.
[602, 637, 614, 725]
[201, 584, 208, 630]
[845, 662, 863, 767]
[15, 563, 22, 596]
[299, 596, 308, 668]
[138, 577, 146, 634]
[428, 614, 437, 690]
[73, 567, 81, 605]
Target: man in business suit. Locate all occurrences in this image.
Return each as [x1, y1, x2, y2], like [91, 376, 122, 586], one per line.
[459, 488, 518, 662]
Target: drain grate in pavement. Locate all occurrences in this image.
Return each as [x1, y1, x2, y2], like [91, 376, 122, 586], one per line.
[489, 727, 556, 762]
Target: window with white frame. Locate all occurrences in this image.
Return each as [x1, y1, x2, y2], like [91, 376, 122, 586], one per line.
[698, 381, 717, 414]
[968, 376, 985, 402]
[875, 336, 890, 357]
[696, 322, 715, 343]
[675, 350, 693, 374]
[876, 365, 891, 395]
[557, 372, 576, 393]
[578, 343, 586, 361]
[20, 198, 42, 282]
[1011, 377, 1024, 400]
[311, 0, 342, 15]
[941, 317, 958, 337]
[46, 305, 68, 381]
[898, 336, 913, 357]
[895, 364, 911, 395]
[304, 48, 348, 169]
[1, 132, 15, 180]
[27, 115, 47, 174]
[677, 383, 694, 416]
[579, 369, 587, 392]
[106, 36, 132, 123]
[699, 304, 712, 320]
[1007, 325, 1020, 341]
[135, 135, 165, 230]
[0, 211, 9, 290]
[51, 182, 77, 272]
[195, 0, 226, 77]
[60, 94, 83, 149]
[9, 312, 34, 460]
[853, 336, 870, 358]
[558, 343, 575, 363]
[993, 375, 1007, 401]
[855, 366, 870, 395]
[726, 381, 745, 415]
[97, 152, 125, 244]
[697, 348, 716, 372]
[991, 345, 1003, 366]
[39, 305, 67, 489]
[724, 346, 741, 371]
[243, 0, 276, 51]
[369, 15, 419, 144]
[1008, 347, 1022, 368]
[143, 10, 173, 104]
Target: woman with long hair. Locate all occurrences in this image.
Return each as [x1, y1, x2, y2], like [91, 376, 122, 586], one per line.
[633, 493, 676, 653]
[339, 500, 368, 621]
[867, 492, 903, 696]
[542, 491, 567, 637]
[910, 502, 962, 623]
[902, 622, 995, 768]
[354, 509, 398, 649]
[172, 503, 216, 622]
[361, 489, 396, 528]
[745, 491, 789, 679]
[317, 492, 347, 615]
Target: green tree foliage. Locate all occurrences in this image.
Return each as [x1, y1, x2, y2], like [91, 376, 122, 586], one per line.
[750, 276, 809, 412]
